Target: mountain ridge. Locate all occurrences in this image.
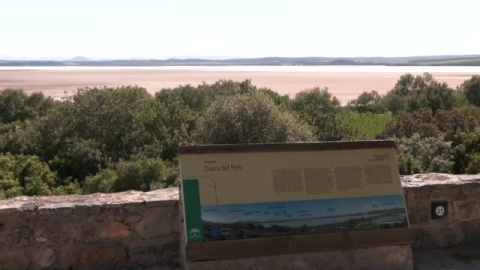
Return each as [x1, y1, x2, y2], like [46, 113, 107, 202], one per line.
[1, 55, 480, 66]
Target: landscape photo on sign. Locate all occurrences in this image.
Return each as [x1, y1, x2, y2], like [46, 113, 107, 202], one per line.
[201, 195, 407, 241]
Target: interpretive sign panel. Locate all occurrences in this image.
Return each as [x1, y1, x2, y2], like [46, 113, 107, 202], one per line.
[179, 141, 408, 245]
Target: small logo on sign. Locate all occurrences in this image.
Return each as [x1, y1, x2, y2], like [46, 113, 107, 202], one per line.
[210, 228, 222, 238]
[189, 228, 202, 238]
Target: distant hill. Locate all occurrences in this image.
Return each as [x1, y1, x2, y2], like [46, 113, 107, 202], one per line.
[1, 55, 480, 66]
[67, 56, 90, 62]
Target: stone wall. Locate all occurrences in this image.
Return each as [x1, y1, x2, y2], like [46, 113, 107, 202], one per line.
[1, 174, 480, 269]
[0, 188, 180, 269]
[403, 174, 480, 248]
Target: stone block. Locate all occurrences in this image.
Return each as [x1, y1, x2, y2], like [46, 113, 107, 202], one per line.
[461, 182, 480, 195]
[0, 250, 28, 270]
[100, 222, 131, 239]
[114, 207, 144, 225]
[129, 245, 158, 266]
[411, 186, 434, 200]
[4, 226, 33, 247]
[33, 219, 76, 242]
[134, 208, 178, 239]
[72, 243, 127, 268]
[33, 248, 55, 268]
[460, 220, 480, 242]
[411, 226, 435, 248]
[407, 200, 430, 224]
[444, 225, 464, 246]
[431, 185, 465, 201]
[452, 200, 480, 221]
[414, 221, 464, 248]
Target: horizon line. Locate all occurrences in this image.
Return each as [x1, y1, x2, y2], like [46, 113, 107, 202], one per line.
[2, 54, 480, 62]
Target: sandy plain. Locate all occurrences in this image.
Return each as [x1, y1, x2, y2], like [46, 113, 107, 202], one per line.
[0, 67, 479, 104]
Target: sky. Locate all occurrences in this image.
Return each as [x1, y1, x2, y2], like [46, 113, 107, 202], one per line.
[0, 0, 479, 59]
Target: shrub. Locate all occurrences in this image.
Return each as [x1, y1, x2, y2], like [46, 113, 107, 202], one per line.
[48, 138, 108, 182]
[380, 108, 478, 141]
[0, 89, 57, 123]
[396, 134, 454, 175]
[383, 93, 407, 115]
[465, 153, 480, 174]
[339, 112, 394, 140]
[453, 128, 480, 174]
[156, 79, 290, 111]
[305, 112, 361, 141]
[292, 88, 359, 141]
[83, 169, 117, 194]
[462, 75, 480, 107]
[347, 91, 386, 114]
[83, 156, 176, 193]
[384, 73, 458, 114]
[380, 108, 438, 139]
[0, 153, 57, 198]
[292, 87, 340, 115]
[200, 91, 313, 144]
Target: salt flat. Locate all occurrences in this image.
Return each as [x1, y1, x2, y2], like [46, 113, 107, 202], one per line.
[0, 66, 479, 104]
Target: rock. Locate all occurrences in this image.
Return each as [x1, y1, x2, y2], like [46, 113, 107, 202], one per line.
[0, 188, 178, 214]
[129, 245, 157, 266]
[100, 222, 131, 239]
[453, 200, 480, 221]
[114, 207, 144, 224]
[4, 227, 33, 247]
[33, 248, 55, 268]
[73, 243, 127, 268]
[134, 208, 178, 239]
[32, 218, 75, 242]
[34, 228, 49, 242]
[0, 250, 28, 270]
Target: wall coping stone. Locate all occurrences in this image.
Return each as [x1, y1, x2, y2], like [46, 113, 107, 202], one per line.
[0, 187, 179, 213]
[401, 174, 480, 188]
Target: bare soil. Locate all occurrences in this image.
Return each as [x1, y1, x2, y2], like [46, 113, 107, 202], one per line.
[0, 69, 476, 104]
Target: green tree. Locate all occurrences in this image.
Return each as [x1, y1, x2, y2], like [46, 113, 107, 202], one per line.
[385, 73, 458, 114]
[379, 108, 478, 141]
[0, 89, 57, 123]
[83, 155, 176, 193]
[83, 169, 117, 194]
[462, 75, 480, 107]
[396, 134, 454, 175]
[303, 112, 361, 141]
[453, 128, 480, 174]
[292, 87, 340, 116]
[383, 93, 407, 115]
[154, 95, 199, 160]
[391, 73, 434, 96]
[48, 138, 108, 181]
[156, 79, 271, 111]
[0, 153, 57, 198]
[0, 86, 197, 184]
[465, 153, 480, 174]
[291, 87, 358, 141]
[347, 90, 386, 113]
[200, 91, 313, 144]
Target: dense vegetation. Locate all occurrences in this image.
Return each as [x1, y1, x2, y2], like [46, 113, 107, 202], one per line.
[1, 73, 480, 198]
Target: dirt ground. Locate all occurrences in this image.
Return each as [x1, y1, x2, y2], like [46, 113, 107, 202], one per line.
[0, 69, 477, 104]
